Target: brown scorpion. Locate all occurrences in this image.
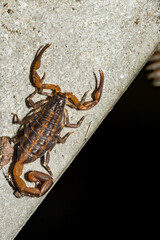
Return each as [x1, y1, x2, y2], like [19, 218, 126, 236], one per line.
[9, 44, 104, 197]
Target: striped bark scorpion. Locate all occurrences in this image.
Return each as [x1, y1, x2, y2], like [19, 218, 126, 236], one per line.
[11, 44, 104, 197]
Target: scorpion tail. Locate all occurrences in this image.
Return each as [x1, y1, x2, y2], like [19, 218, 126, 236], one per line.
[13, 162, 53, 197]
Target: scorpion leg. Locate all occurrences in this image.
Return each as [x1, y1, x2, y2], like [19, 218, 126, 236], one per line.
[54, 109, 87, 144]
[64, 109, 87, 128]
[56, 132, 74, 144]
[26, 88, 39, 108]
[26, 89, 48, 109]
[11, 110, 40, 125]
[11, 113, 32, 125]
[65, 70, 104, 110]
[42, 145, 57, 178]
[12, 95, 48, 126]
[30, 43, 61, 92]
[43, 151, 53, 177]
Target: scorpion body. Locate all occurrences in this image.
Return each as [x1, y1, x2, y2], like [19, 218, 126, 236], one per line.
[19, 95, 65, 164]
[11, 44, 104, 197]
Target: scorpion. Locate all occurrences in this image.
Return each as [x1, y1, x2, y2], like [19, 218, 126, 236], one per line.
[9, 44, 104, 197]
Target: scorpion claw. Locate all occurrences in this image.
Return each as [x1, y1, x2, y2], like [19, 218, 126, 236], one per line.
[41, 72, 46, 82]
[30, 43, 61, 92]
[65, 70, 104, 110]
[93, 69, 104, 102]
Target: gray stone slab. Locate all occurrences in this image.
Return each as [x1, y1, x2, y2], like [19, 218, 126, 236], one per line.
[0, 1, 159, 239]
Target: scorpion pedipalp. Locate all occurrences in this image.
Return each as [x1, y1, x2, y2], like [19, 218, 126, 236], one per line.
[65, 70, 104, 110]
[30, 43, 61, 92]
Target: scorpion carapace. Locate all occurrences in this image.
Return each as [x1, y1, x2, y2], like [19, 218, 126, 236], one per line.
[11, 44, 104, 197]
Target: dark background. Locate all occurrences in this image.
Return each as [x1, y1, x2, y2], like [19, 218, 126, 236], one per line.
[15, 66, 159, 239]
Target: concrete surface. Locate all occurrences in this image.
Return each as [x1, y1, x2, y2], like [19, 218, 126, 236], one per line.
[0, 0, 159, 239]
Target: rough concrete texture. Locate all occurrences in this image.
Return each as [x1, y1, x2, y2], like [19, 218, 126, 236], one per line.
[0, 0, 159, 239]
